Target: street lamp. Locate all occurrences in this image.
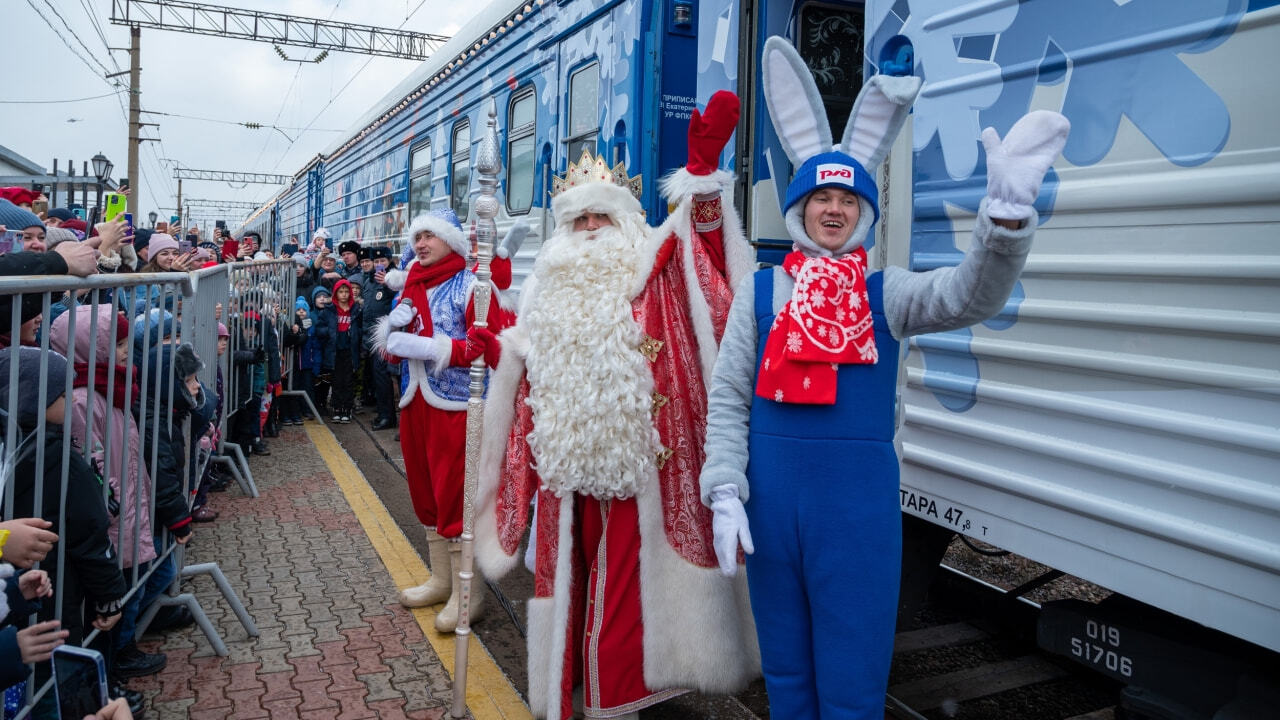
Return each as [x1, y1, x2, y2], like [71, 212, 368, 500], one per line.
[148, 211, 158, 229]
[90, 152, 113, 225]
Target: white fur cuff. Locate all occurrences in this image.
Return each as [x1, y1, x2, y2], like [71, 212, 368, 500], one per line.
[384, 268, 408, 292]
[659, 168, 734, 204]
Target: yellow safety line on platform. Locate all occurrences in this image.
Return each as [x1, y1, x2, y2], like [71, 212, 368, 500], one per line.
[306, 422, 533, 720]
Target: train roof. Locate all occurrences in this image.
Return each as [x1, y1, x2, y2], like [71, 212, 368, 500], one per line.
[322, 0, 535, 160]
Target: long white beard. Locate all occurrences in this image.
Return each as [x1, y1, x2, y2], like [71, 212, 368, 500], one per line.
[523, 220, 661, 500]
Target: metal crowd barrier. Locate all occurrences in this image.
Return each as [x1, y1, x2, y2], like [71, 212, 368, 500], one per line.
[0, 264, 275, 717]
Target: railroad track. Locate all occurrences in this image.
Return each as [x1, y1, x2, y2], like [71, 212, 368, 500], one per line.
[338, 412, 1118, 719]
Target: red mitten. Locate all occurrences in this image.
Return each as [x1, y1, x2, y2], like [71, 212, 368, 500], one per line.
[471, 326, 501, 368]
[450, 326, 496, 366]
[489, 255, 512, 291]
[686, 91, 741, 175]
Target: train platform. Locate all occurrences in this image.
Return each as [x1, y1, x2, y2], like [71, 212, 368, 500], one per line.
[127, 417, 530, 720]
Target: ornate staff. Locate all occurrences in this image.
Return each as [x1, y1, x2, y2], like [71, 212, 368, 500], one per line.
[452, 97, 500, 717]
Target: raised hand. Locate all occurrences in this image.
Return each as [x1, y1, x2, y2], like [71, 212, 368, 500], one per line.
[981, 110, 1070, 221]
[686, 91, 741, 176]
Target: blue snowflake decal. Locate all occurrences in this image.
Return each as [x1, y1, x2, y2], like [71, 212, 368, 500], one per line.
[870, 0, 1246, 412]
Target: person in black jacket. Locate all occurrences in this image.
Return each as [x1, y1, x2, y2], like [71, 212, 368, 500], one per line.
[228, 311, 269, 455]
[0, 347, 126, 652]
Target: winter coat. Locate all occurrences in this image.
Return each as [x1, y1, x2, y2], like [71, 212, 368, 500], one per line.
[137, 345, 197, 539]
[328, 281, 363, 368]
[49, 304, 157, 568]
[9, 428, 127, 644]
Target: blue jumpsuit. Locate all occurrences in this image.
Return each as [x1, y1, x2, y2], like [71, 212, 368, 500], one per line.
[745, 268, 901, 719]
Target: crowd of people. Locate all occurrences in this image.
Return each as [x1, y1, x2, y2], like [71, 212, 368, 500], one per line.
[0, 187, 414, 719]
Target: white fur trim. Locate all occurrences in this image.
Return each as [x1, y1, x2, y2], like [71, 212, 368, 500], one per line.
[721, 199, 755, 289]
[551, 182, 643, 228]
[636, 479, 761, 692]
[652, 205, 721, 390]
[525, 596, 556, 717]
[384, 268, 408, 293]
[474, 327, 530, 582]
[408, 214, 468, 257]
[371, 314, 396, 359]
[537, 495, 576, 720]
[658, 169, 734, 205]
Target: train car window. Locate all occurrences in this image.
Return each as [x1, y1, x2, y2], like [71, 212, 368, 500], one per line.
[409, 141, 432, 219]
[797, 3, 865, 140]
[566, 62, 599, 162]
[507, 88, 536, 215]
[451, 121, 471, 221]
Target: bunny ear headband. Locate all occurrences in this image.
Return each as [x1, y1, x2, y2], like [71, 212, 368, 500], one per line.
[761, 36, 922, 247]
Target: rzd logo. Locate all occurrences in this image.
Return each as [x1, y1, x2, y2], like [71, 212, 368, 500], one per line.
[816, 164, 855, 185]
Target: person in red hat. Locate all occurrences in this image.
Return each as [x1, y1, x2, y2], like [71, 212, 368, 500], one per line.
[372, 207, 511, 634]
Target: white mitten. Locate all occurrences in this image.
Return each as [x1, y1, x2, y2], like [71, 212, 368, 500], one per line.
[386, 331, 449, 368]
[495, 222, 529, 260]
[709, 484, 753, 577]
[387, 302, 417, 329]
[981, 110, 1070, 220]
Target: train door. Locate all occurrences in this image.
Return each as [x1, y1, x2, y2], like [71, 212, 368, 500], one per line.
[738, 0, 868, 264]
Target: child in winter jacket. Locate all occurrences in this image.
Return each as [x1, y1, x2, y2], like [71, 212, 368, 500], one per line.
[310, 286, 333, 415]
[326, 279, 363, 423]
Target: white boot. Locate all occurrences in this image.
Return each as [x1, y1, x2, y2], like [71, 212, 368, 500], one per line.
[398, 528, 452, 608]
[434, 542, 485, 633]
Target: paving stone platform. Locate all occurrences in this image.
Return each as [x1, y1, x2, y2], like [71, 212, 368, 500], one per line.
[127, 422, 474, 720]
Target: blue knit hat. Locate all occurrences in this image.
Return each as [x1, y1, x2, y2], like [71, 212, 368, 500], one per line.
[783, 151, 879, 225]
[406, 208, 468, 258]
[0, 199, 45, 233]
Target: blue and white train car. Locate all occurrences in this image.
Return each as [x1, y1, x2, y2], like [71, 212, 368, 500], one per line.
[863, 0, 1280, 662]
[247, 0, 1279, 706]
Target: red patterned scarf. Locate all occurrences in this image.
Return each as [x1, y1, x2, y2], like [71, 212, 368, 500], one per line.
[756, 248, 877, 405]
[400, 253, 467, 334]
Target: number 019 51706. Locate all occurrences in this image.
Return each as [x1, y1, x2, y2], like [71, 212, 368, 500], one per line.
[1070, 620, 1133, 677]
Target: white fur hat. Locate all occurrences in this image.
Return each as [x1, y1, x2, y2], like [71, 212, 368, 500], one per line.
[407, 208, 468, 258]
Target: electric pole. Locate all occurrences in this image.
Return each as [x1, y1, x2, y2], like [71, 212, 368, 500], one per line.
[128, 25, 141, 217]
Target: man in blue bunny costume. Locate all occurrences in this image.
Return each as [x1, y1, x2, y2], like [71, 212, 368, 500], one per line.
[699, 37, 1069, 718]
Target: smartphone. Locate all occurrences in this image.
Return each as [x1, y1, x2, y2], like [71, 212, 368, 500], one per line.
[0, 229, 20, 254]
[155, 221, 168, 234]
[103, 192, 127, 223]
[178, 239, 193, 254]
[75, 208, 88, 220]
[122, 212, 134, 242]
[53, 645, 109, 720]
[32, 198, 49, 216]
[170, 214, 180, 225]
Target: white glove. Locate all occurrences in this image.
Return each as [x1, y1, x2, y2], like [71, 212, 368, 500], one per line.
[981, 110, 1070, 221]
[495, 222, 529, 260]
[387, 302, 417, 329]
[302, 318, 312, 329]
[523, 497, 538, 573]
[709, 484, 753, 577]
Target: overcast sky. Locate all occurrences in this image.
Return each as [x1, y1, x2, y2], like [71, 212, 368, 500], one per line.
[3, 0, 483, 226]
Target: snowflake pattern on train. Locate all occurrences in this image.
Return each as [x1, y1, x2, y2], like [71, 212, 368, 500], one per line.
[868, 0, 1246, 411]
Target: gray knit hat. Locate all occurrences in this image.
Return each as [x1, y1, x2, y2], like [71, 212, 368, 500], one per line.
[44, 227, 79, 249]
[0, 199, 44, 233]
[0, 346, 68, 428]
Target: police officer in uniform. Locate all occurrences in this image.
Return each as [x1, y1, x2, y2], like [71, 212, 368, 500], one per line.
[362, 246, 398, 430]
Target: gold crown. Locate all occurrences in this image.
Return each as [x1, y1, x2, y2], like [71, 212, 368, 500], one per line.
[551, 148, 643, 199]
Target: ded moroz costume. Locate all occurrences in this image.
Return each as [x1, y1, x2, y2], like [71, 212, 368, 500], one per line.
[699, 37, 1070, 719]
[473, 92, 760, 720]
[371, 207, 511, 633]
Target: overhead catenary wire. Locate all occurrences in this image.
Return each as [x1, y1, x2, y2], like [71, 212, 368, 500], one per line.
[0, 91, 124, 104]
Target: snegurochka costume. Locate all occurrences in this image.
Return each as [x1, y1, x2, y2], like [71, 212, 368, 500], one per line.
[698, 37, 1070, 719]
[372, 206, 510, 634]
[473, 93, 761, 719]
